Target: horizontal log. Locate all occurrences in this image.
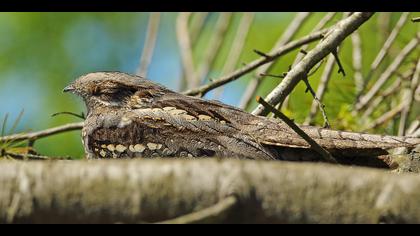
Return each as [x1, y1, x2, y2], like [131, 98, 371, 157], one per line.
[0, 159, 419, 223]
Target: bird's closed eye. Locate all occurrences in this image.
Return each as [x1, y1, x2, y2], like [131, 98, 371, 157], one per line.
[90, 86, 102, 96]
[90, 86, 121, 96]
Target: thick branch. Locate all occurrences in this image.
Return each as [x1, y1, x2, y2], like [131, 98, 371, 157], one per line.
[2, 159, 420, 223]
[252, 12, 374, 116]
[291, 12, 337, 67]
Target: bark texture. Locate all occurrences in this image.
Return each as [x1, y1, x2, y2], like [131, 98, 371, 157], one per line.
[1, 159, 420, 224]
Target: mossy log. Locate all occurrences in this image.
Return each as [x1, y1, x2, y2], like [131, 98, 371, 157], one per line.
[0, 159, 420, 224]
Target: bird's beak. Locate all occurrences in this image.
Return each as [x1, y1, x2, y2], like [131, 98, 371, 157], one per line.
[63, 84, 76, 93]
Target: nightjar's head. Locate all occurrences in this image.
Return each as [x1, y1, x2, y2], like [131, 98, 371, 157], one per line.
[64, 71, 167, 112]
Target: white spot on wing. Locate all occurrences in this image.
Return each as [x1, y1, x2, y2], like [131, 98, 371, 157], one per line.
[134, 144, 146, 153]
[107, 144, 115, 152]
[198, 114, 212, 121]
[147, 143, 160, 150]
[116, 144, 127, 153]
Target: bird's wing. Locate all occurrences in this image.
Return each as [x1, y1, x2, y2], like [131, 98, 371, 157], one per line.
[157, 93, 420, 154]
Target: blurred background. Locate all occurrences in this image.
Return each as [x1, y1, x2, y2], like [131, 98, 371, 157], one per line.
[0, 12, 418, 158]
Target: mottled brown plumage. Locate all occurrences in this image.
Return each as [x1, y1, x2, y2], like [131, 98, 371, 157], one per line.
[64, 72, 420, 165]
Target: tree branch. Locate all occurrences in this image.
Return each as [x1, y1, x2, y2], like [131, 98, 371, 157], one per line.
[370, 13, 409, 76]
[252, 12, 374, 116]
[2, 159, 420, 223]
[0, 122, 83, 143]
[182, 27, 329, 97]
[176, 12, 197, 89]
[137, 12, 161, 78]
[398, 58, 420, 136]
[304, 54, 336, 126]
[256, 96, 337, 163]
[355, 34, 419, 111]
[291, 12, 337, 67]
[351, 29, 364, 94]
[197, 12, 232, 84]
[214, 12, 255, 100]
[239, 12, 312, 109]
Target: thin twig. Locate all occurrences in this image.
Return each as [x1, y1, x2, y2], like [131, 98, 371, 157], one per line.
[0, 122, 83, 143]
[302, 78, 330, 128]
[197, 12, 233, 84]
[252, 12, 374, 116]
[256, 96, 337, 164]
[355, 34, 419, 111]
[304, 54, 336, 126]
[351, 29, 363, 94]
[183, 27, 329, 97]
[398, 58, 420, 136]
[253, 49, 272, 59]
[176, 12, 197, 90]
[356, 12, 409, 100]
[331, 48, 346, 76]
[239, 12, 312, 109]
[214, 13, 255, 99]
[51, 111, 85, 120]
[302, 14, 349, 123]
[137, 12, 161, 78]
[260, 73, 286, 79]
[3, 151, 72, 160]
[412, 17, 420, 23]
[157, 195, 238, 224]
